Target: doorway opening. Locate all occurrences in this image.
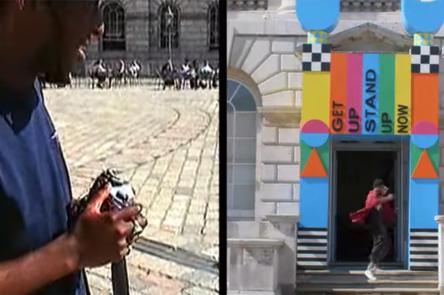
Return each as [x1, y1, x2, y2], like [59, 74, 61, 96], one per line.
[331, 142, 405, 265]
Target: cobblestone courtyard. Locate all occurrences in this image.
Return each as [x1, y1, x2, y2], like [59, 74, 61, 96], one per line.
[44, 87, 219, 295]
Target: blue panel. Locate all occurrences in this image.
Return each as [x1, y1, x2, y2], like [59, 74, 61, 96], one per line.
[411, 134, 439, 149]
[401, 0, 444, 34]
[300, 178, 328, 227]
[300, 133, 329, 148]
[295, 0, 340, 32]
[362, 54, 380, 135]
[409, 179, 439, 229]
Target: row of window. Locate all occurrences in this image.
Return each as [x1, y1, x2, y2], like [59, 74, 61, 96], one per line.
[102, 2, 219, 51]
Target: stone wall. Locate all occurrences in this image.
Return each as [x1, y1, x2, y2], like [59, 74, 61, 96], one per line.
[228, 34, 305, 221]
[260, 127, 300, 219]
[257, 38, 303, 221]
[86, 0, 219, 76]
[147, 0, 219, 65]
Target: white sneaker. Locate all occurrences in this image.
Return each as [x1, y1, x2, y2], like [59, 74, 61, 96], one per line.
[365, 269, 377, 281]
[372, 265, 383, 273]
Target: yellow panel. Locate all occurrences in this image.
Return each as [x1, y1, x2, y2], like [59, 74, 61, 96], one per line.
[301, 72, 330, 126]
[394, 54, 411, 135]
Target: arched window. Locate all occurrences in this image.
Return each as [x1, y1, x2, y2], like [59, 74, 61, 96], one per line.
[159, 2, 180, 49]
[227, 79, 257, 220]
[208, 2, 219, 49]
[102, 2, 126, 51]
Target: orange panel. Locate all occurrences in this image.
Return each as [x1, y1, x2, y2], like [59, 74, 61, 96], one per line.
[330, 53, 348, 134]
[412, 74, 439, 128]
[412, 150, 438, 179]
[301, 148, 327, 178]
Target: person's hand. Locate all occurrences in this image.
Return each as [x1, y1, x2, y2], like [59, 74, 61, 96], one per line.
[70, 185, 139, 268]
[127, 203, 148, 244]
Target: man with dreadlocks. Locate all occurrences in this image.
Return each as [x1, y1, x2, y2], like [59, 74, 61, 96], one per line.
[0, 0, 144, 294]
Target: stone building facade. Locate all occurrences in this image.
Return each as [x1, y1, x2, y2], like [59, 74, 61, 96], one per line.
[227, 0, 444, 294]
[84, 0, 219, 76]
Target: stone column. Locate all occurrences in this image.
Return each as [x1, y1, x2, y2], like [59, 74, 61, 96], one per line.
[265, 215, 299, 294]
[435, 215, 444, 294]
[227, 239, 284, 294]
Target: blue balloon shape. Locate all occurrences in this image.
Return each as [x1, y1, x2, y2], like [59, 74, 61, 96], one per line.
[296, 0, 340, 33]
[401, 0, 444, 34]
[301, 133, 329, 148]
[411, 134, 439, 149]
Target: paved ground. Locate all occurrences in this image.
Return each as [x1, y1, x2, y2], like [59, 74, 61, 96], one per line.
[44, 87, 219, 295]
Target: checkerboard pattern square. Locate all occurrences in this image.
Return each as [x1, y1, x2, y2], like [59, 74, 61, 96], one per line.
[411, 46, 440, 74]
[302, 43, 331, 72]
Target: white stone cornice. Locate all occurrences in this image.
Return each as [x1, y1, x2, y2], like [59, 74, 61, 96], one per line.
[266, 214, 299, 224]
[259, 106, 301, 128]
[294, 22, 412, 54]
[330, 22, 411, 51]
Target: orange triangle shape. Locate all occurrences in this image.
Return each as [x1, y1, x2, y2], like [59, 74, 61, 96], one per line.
[412, 150, 438, 179]
[301, 148, 327, 177]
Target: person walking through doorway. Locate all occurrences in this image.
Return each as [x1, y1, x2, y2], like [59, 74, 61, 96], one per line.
[350, 179, 395, 281]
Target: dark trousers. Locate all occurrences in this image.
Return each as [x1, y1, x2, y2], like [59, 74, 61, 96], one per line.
[367, 208, 391, 264]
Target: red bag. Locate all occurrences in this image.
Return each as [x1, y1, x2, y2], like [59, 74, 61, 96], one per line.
[349, 208, 369, 224]
[349, 191, 379, 224]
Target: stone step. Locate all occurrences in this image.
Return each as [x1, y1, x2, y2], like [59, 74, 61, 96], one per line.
[295, 286, 439, 294]
[297, 270, 438, 282]
[298, 269, 437, 276]
[296, 269, 438, 294]
[298, 278, 438, 288]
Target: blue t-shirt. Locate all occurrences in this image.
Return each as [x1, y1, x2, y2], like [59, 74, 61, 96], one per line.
[0, 80, 87, 294]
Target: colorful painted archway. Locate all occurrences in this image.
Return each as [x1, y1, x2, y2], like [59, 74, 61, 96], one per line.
[296, 0, 443, 270]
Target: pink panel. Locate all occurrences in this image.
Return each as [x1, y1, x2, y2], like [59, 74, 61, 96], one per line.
[301, 119, 329, 133]
[346, 53, 362, 134]
[412, 121, 438, 135]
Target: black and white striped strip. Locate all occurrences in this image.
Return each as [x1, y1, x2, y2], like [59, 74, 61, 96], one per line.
[297, 228, 328, 269]
[410, 229, 438, 270]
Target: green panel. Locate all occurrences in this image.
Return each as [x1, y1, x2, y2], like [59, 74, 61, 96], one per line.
[300, 139, 311, 172]
[410, 141, 422, 174]
[379, 54, 395, 135]
[428, 142, 439, 173]
[317, 141, 329, 171]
